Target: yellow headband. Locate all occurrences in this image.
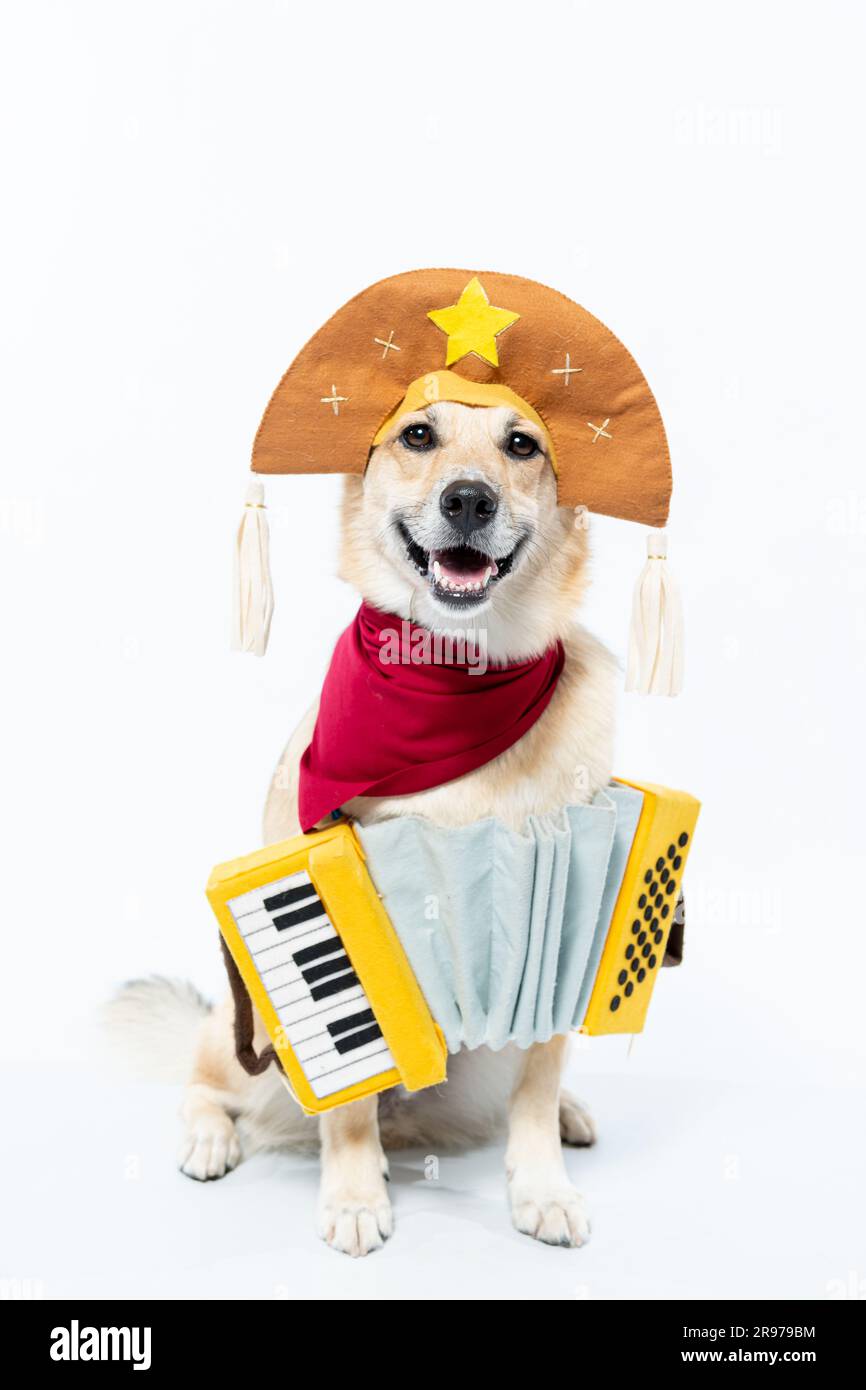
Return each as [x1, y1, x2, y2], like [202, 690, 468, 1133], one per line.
[372, 370, 558, 474]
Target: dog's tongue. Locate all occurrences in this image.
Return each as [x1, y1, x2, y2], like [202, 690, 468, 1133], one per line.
[431, 548, 498, 585]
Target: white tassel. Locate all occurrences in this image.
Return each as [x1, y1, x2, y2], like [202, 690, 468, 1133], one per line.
[625, 530, 684, 696]
[231, 480, 274, 657]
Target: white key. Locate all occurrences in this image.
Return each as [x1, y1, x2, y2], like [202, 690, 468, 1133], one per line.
[311, 1045, 396, 1099]
[303, 1033, 391, 1082]
[248, 920, 338, 959]
[277, 981, 364, 1026]
[228, 871, 314, 921]
[285, 994, 376, 1045]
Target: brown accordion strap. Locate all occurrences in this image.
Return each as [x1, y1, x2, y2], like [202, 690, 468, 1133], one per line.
[219, 936, 278, 1076]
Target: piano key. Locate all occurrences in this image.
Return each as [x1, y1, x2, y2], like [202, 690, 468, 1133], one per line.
[253, 924, 339, 968]
[227, 872, 312, 921]
[277, 981, 364, 1027]
[311, 1044, 396, 1100]
[263, 881, 318, 913]
[334, 1022, 382, 1055]
[303, 1032, 390, 1081]
[246, 912, 332, 953]
[327, 1008, 376, 1038]
[273, 899, 329, 931]
[267, 977, 312, 1010]
[301, 953, 351, 985]
[283, 993, 373, 1044]
[293, 937, 345, 967]
[310, 971, 359, 1002]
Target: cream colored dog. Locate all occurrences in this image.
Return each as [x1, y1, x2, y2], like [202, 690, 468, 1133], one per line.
[110, 399, 616, 1256]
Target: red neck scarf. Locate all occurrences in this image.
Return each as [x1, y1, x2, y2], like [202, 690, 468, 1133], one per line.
[298, 603, 565, 831]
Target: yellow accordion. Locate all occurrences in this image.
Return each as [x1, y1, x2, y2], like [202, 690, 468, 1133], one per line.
[207, 777, 699, 1114]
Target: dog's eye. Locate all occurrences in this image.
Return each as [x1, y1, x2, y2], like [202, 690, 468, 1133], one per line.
[401, 423, 436, 450]
[506, 431, 539, 459]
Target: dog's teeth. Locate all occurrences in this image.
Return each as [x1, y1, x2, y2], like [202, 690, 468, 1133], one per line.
[483, 567, 492, 586]
[432, 559, 441, 580]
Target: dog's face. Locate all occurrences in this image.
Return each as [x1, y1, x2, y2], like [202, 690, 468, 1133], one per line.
[339, 402, 588, 657]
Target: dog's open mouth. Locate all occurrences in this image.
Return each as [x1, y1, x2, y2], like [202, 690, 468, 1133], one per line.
[398, 523, 520, 607]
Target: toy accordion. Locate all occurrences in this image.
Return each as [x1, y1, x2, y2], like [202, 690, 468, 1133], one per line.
[206, 777, 699, 1114]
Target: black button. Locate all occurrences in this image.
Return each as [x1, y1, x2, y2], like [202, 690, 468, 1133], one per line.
[638, 931, 647, 945]
[673, 855, 682, 870]
[618, 969, 628, 985]
[649, 953, 657, 968]
[651, 916, 659, 929]
[666, 879, 677, 895]
[632, 920, 641, 935]
[655, 894, 664, 908]
[637, 967, 646, 982]
[610, 995, 621, 1011]
[644, 869, 653, 884]
[638, 894, 647, 908]
[654, 930, 663, 945]
[660, 867, 669, 883]
[625, 944, 634, 959]
[656, 857, 665, 872]
[624, 982, 634, 997]
[642, 943, 651, 957]
[667, 844, 676, 859]
[631, 958, 640, 973]
[661, 904, 670, 919]
[678, 831, 689, 847]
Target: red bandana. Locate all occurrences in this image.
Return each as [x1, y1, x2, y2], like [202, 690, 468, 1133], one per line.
[298, 603, 565, 831]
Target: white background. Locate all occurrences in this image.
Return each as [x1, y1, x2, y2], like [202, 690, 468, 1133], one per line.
[1, 0, 864, 1300]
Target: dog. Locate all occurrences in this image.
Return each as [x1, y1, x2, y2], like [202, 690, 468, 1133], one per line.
[109, 397, 617, 1256]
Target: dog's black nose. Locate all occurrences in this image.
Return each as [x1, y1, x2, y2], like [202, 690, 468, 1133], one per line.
[439, 480, 498, 538]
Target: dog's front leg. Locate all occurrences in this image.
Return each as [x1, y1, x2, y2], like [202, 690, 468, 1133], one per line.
[506, 1035, 591, 1247]
[318, 1096, 392, 1257]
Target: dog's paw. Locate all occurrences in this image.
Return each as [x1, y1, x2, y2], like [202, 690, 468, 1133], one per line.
[559, 1090, 597, 1147]
[178, 1112, 241, 1182]
[318, 1191, 393, 1258]
[509, 1176, 591, 1248]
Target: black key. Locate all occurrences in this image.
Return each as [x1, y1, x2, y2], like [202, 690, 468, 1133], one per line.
[327, 1008, 376, 1038]
[678, 831, 689, 847]
[273, 899, 327, 931]
[293, 937, 343, 967]
[302, 954, 351, 984]
[311, 971, 359, 1002]
[334, 1023, 383, 1055]
[264, 882, 318, 913]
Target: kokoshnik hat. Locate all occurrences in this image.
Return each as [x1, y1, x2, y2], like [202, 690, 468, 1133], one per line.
[233, 269, 683, 694]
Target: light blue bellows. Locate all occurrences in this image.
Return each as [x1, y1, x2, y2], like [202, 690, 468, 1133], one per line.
[356, 782, 644, 1052]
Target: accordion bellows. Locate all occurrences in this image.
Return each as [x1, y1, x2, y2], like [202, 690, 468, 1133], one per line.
[357, 784, 644, 1053]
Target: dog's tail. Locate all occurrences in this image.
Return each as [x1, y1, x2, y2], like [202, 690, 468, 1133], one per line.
[102, 976, 210, 1085]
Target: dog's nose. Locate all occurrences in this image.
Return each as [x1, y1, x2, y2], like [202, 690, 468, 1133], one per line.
[439, 480, 499, 538]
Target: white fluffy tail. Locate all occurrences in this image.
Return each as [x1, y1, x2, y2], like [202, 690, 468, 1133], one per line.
[102, 977, 211, 1084]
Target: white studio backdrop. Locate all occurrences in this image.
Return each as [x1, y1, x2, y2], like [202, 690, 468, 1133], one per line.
[1, 0, 863, 1112]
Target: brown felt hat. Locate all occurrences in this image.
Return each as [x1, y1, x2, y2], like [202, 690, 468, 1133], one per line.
[235, 270, 681, 693]
[251, 268, 671, 527]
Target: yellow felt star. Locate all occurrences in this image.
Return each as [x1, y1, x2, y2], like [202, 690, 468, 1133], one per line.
[427, 277, 520, 367]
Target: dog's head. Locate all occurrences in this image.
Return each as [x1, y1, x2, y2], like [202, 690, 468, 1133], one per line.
[339, 402, 589, 659]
